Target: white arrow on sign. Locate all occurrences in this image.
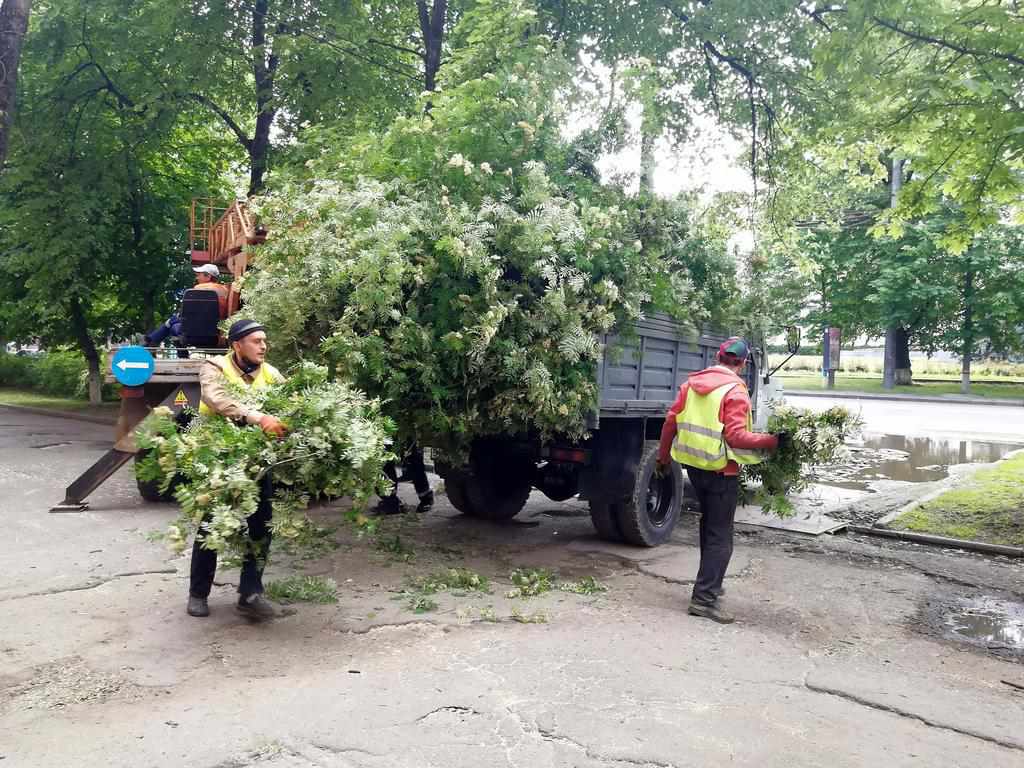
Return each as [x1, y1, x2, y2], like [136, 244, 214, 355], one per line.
[116, 359, 151, 371]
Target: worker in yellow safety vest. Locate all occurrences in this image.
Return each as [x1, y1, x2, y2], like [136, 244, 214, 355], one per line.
[656, 337, 788, 624]
[188, 319, 291, 621]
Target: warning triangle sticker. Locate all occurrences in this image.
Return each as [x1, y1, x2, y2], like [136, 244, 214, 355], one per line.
[173, 390, 189, 407]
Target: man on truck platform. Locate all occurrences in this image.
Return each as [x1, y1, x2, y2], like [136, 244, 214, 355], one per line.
[187, 318, 291, 621]
[144, 264, 230, 345]
[655, 337, 787, 625]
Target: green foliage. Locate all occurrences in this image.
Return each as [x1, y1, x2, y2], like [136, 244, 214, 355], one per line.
[742, 406, 862, 518]
[506, 567, 554, 598]
[397, 566, 491, 613]
[510, 607, 548, 624]
[0, 351, 115, 399]
[135, 363, 393, 562]
[0, 353, 35, 389]
[558, 575, 608, 595]
[505, 567, 606, 597]
[410, 568, 491, 596]
[811, 1, 1024, 241]
[264, 575, 339, 604]
[245, 34, 731, 458]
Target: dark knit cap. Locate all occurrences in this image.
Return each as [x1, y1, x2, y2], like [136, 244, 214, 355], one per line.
[228, 319, 265, 343]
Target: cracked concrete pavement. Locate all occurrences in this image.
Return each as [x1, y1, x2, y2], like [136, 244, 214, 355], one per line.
[2, 408, 1023, 767]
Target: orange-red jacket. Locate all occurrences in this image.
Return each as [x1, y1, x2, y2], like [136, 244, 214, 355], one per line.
[657, 365, 778, 476]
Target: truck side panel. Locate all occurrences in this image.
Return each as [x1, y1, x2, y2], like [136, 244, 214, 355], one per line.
[597, 314, 756, 421]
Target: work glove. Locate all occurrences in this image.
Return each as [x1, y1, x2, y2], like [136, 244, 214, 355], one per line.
[654, 459, 670, 478]
[774, 431, 791, 452]
[258, 414, 288, 438]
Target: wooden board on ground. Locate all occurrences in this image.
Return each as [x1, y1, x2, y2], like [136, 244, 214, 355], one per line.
[734, 483, 866, 535]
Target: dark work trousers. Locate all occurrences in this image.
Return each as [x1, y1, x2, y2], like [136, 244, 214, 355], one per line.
[189, 472, 274, 599]
[382, 445, 431, 500]
[686, 467, 739, 606]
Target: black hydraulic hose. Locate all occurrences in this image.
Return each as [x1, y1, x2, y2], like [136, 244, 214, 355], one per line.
[848, 525, 1024, 558]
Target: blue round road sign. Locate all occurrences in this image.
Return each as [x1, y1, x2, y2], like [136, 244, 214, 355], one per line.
[111, 346, 155, 387]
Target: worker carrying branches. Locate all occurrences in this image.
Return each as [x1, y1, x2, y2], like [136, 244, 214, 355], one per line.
[186, 318, 291, 621]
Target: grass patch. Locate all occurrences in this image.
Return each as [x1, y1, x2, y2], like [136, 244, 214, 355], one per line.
[777, 375, 1024, 400]
[264, 575, 339, 604]
[889, 452, 1024, 547]
[0, 387, 119, 415]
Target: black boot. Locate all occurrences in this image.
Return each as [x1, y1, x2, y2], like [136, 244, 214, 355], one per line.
[416, 490, 434, 514]
[375, 495, 404, 515]
[187, 595, 209, 617]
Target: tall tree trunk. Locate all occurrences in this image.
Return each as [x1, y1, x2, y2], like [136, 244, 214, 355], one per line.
[639, 118, 656, 194]
[960, 269, 974, 395]
[248, 0, 279, 195]
[892, 326, 912, 385]
[883, 156, 904, 389]
[417, 0, 447, 93]
[0, 0, 32, 166]
[68, 296, 102, 404]
[126, 160, 155, 331]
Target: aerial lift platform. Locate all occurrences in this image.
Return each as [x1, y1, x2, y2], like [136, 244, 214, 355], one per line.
[50, 200, 264, 511]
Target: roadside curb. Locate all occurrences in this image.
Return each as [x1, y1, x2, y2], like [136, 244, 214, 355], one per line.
[0, 402, 118, 426]
[783, 389, 1024, 408]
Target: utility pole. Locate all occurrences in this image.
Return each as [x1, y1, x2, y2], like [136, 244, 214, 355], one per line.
[882, 156, 903, 390]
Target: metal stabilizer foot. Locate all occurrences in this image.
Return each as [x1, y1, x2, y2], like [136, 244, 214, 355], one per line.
[50, 502, 90, 513]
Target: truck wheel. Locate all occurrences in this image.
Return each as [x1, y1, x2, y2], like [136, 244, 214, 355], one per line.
[134, 450, 178, 503]
[465, 471, 531, 521]
[443, 473, 476, 515]
[615, 443, 682, 547]
[588, 500, 624, 542]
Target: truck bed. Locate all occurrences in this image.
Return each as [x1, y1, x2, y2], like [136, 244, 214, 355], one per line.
[597, 314, 757, 420]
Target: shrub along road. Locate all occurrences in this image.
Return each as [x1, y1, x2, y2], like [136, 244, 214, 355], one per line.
[1, 410, 1022, 767]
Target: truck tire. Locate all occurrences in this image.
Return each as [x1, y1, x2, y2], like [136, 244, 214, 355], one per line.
[443, 473, 476, 515]
[134, 450, 178, 503]
[588, 500, 624, 542]
[614, 443, 683, 547]
[464, 471, 531, 521]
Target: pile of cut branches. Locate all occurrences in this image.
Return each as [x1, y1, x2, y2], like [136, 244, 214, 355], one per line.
[742, 405, 862, 517]
[135, 363, 393, 562]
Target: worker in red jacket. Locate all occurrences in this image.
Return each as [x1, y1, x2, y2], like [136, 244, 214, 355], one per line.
[656, 337, 786, 624]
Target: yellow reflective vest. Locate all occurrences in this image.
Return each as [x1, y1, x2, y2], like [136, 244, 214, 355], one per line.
[198, 352, 283, 417]
[670, 382, 765, 471]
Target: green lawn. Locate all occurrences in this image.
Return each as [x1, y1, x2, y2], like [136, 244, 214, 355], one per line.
[888, 451, 1024, 547]
[0, 387, 119, 418]
[777, 375, 1024, 400]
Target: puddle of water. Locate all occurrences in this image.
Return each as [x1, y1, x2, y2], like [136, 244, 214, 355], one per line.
[943, 596, 1024, 651]
[819, 434, 1022, 491]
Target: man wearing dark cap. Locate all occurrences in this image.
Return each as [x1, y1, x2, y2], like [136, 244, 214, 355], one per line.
[188, 319, 290, 620]
[656, 337, 786, 624]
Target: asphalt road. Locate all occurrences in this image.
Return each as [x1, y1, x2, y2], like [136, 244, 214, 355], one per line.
[2, 406, 1023, 767]
[785, 393, 1024, 443]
